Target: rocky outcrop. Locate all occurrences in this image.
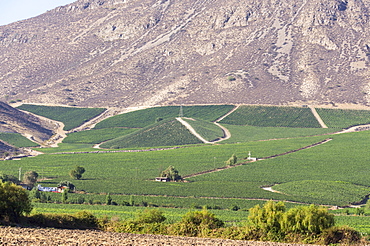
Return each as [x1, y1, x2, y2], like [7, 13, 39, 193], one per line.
[0, 0, 369, 108]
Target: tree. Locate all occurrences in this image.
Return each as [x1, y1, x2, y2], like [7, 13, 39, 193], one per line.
[61, 189, 69, 203]
[160, 166, 182, 181]
[0, 180, 32, 222]
[106, 193, 112, 205]
[225, 154, 237, 166]
[170, 209, 224, 237]
[248, 200, 286, 241]
[69, 166, 85, 180]
[0, 173, 20, 184]
[135, 209, 166, 224]
[22, 171, 38, 188]
[248, 201, 335, 242]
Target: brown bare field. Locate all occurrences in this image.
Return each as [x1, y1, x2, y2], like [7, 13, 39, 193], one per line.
[0, 227, 318, 246]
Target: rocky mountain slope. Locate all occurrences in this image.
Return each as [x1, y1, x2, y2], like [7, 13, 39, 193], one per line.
[0, 102, 55, 143]
[0, 0, 369, 108]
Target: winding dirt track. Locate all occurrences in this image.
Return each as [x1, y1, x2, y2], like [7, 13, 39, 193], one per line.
[0, 227, 317, 246]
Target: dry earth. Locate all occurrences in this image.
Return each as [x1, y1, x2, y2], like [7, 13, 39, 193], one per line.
[0, 227, 318, 246]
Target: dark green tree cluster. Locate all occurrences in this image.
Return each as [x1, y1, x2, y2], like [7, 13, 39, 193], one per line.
[23, 171, 38, 188]
[160, 166, 182, 181]
[69, 166, 85, 180]
[225, 154, 237, 166]
[0, 173, 19, 184]
[0, 181, 32, 222]
[246, 201, 359, 244]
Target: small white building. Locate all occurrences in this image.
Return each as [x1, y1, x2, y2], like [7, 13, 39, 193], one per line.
[155, 177, 170, 182]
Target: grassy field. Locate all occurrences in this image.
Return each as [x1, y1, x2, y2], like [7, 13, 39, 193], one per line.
[64, 128, 137, 144]
[100, 119, 202, 148]
[17, 104, 106, 131]
[182, 118, 225, 141]
[220, 105, 321, 128]
[221, 124, 336, 143]
[95, 105, 235, 129]
[0, 133, 39, 147]
[316, 108, 370, 128]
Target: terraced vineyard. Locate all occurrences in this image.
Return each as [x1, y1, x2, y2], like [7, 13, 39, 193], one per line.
[221, 124, 336, 143]
[220, 105, 321, 128]
[316, 108, 370, 128]
[182, 118, 225, 141]
[95, 105, 234, 129]
[64, 128, 137, 144]
[0, 132, 39, 147]
[100, 118, 202, 148]
[17, 104, 106, 131]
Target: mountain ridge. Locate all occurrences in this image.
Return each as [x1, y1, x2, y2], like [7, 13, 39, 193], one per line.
[0, 0, 370, 108]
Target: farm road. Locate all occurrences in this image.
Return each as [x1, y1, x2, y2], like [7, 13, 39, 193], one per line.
[176, 105, 239, 144]
[309, 106, 328, 128]
[176, 117, 212, 144]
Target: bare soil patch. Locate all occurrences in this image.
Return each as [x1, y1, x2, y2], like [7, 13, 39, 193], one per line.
[0, 227, 317, 246]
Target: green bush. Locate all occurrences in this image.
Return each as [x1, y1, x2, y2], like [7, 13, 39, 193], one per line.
[0, 181, 32, 223]
[135, 209, 166, 224]
[247, 201, 335, 242]
[28, 210, 98, 229]
[169, 209, 224, 237]
[105, 209, 167, 234]
[319, 226, 361, 245]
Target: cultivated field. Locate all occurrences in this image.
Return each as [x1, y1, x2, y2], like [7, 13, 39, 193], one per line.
[17, 104, 106, 131]
[2, 104, 370, 236]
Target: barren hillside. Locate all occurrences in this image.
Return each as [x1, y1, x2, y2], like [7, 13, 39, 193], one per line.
[0, 0, 370, 108]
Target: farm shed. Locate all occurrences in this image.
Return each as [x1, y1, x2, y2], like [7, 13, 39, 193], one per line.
[155, 177, 170, 182]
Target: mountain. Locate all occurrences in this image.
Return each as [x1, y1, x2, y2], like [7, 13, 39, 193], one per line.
[0, 0, 370, 108]
[0, 102, 54, 143]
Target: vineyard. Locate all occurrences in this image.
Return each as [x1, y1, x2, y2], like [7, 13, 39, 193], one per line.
[64, 128, 137, 144]
[100, 119, 202, 148]
[220, 124, 335, 143]
[219, 105, 322, 128]
[316, 108, 370, 128]
[17, 104, 106, 131]
[0, 132, 39, 147]
[273, 180, 370, 206]
[95, 105, 234, 129]
[182, 118, 225, 142]
[2, 104, 370, 236]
